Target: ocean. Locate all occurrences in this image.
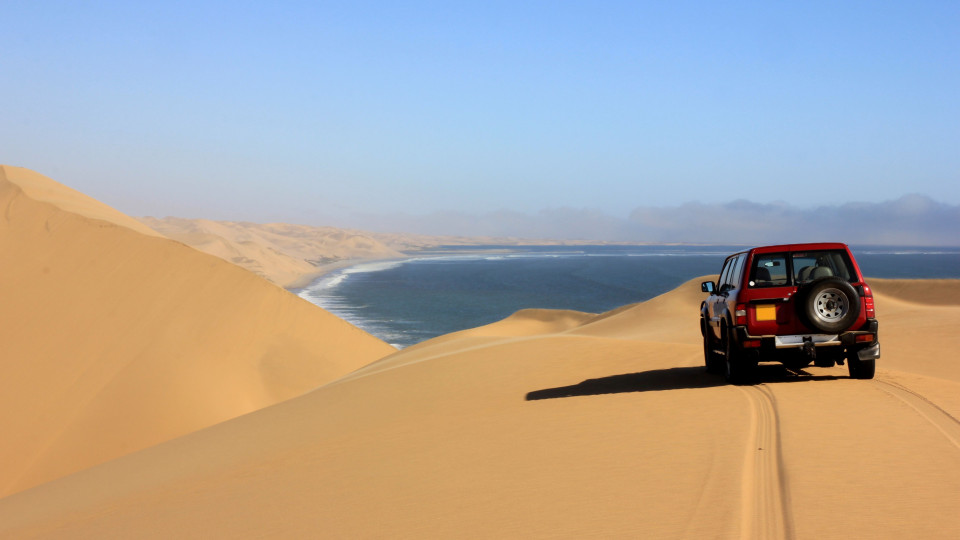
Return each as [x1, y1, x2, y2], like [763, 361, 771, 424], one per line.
[297, 245, 960, 348]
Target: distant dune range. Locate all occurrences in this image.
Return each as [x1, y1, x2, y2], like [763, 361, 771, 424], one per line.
[2, 165, 960, 537]
[0, 165, 395, 498]
[139, 217, 405, 288]
[138, 216, 631, 289]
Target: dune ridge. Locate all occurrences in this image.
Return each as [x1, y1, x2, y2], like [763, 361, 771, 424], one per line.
[2, 265, 958, 537]
[0, 166, 395, 498]
[2, 166, 163, 238]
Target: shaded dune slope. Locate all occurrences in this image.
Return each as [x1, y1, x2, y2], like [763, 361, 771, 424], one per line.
[2, 269, 959, 538]
[0, 166, 395, 497]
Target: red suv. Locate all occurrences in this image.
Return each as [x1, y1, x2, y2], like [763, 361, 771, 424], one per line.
[700, 243, 879, 383]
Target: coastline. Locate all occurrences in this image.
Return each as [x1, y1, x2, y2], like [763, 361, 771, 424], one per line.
[283, 245, 593, 292]
[285, 244, 642, 291]
[284, 255, 412, 291]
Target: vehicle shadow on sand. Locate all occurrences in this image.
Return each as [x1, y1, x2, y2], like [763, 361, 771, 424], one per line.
[525, 366, 724, 401]
[525, 365, 846, 401]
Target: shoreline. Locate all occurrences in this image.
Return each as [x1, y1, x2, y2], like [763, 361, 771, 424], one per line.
[284, 255, 413, 292]
[283, 245, 605, 292]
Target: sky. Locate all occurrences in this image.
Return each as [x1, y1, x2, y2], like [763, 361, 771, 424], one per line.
[2, 1, 959, 242]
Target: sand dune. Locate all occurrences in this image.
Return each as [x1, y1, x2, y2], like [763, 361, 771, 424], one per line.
[140, 216, 405, 288]
[0, 166, 395, 498]
[2, 266, 958, 538]
[870, 278, 960, 306]
[869, 279, 960, 382]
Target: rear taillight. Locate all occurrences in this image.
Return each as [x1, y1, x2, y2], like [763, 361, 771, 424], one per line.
[856, 333, 876, 343]
[863, 284, 876, 317]
[735, 304, 747, 325]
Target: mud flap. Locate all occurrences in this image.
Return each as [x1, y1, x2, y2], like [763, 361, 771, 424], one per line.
[857, 342, 881, 361]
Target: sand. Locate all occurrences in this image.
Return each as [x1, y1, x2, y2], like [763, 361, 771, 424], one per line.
[0, 166, 395, 498]
[2, 165, 959, 537]
[1, 253, 958, 537]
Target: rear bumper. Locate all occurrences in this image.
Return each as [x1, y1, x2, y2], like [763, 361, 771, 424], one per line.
[735, 319, 880, 355]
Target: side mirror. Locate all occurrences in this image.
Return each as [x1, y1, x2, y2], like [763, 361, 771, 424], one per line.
[701, 281, 716, 293]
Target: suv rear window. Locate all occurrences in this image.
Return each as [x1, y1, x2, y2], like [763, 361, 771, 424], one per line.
[749, 253, 789, 287]
[748, 249, 857, 288]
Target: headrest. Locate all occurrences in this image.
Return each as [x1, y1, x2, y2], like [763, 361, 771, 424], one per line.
[811, 266, 834, 279]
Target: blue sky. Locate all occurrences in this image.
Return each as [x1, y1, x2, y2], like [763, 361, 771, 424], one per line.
[2, 1, 958, 238]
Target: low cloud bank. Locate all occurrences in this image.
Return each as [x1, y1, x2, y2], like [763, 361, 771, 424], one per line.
[346, 194, 959, 246]
[629, 194, 960, 245]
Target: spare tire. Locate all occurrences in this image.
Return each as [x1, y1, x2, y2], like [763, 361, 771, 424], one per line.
[797, 276, 861, 333]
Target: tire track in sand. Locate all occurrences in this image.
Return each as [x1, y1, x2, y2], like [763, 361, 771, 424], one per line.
[871, 379, 960, 451]
[737, 385, 794, 540]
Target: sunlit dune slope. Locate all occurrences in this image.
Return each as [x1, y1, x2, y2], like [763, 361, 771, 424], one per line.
[140, 216, 404, 288]
[870, 278, 960, 382]
[0, 166, 395, 497]
[2, 274, 959, 538]
[870, 278, 960, 306]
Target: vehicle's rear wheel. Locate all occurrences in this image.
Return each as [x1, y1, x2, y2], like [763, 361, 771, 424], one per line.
[848, 357, 876, 379]
[724, 327, 755, 384]
[703, 324, 722, 374]
[798, 277, 861, 333]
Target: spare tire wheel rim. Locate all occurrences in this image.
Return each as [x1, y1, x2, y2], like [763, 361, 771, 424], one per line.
[813, 288, 847, 323]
